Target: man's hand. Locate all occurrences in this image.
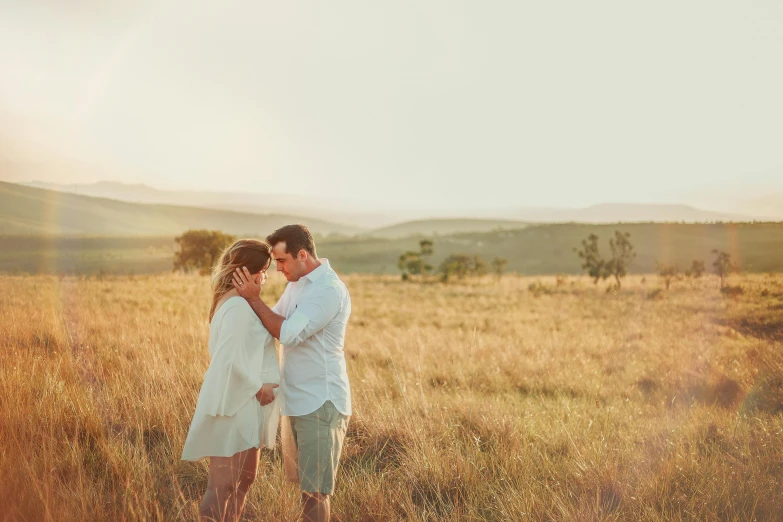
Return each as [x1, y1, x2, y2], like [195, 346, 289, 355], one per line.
[233, 267, 262, 301]
[256, 383, 279, 406]
[233, 266, 285, 340]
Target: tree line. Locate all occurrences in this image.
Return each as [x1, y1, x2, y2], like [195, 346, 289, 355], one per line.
[397, 240, 508, 282]
[170, 229, 741, 291]
[396, 231, 739, 290]
[574, 231, 740, 290]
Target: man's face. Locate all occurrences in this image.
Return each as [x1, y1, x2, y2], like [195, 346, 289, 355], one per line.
[272, 242, 306, 282]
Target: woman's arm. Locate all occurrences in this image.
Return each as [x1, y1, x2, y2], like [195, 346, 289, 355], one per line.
[256, 333, 280, 406]
[199, 304, 265, 416]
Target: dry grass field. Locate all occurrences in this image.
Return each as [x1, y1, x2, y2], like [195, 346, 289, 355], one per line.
[1, 272, 782, 521]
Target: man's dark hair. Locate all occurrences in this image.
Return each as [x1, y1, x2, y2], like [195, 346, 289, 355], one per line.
[266, 224, 317, 258]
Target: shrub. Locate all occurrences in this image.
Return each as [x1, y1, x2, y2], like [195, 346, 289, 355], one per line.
[686, 260, 706, 278]
[528, 281, 551, 297]
[720, 285, 744, 297]
[656, 262, 679, 290]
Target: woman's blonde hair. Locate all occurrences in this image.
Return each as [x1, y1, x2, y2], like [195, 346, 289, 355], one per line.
[209, 239, 272, 321]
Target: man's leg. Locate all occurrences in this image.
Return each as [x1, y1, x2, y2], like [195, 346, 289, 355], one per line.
[302, 492, 330, 522]
[289, 402, 349, 522]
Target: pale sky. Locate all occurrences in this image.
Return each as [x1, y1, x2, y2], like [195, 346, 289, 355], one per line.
[1, 0, 782, 212]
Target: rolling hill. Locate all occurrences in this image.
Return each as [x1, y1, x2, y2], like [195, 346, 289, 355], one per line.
[0, 181, 361, 236]
[366, 218, 530, 238]
[322, 222, 783, 274]
[3, 222, 781, 275]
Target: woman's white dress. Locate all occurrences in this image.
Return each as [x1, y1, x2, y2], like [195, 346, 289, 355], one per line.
[181, 296, 281, 461]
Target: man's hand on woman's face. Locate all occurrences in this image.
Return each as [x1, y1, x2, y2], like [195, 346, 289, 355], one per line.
[232, 266, 262, 301]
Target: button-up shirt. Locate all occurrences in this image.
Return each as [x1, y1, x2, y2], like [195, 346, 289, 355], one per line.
[273, 259, 352, 417]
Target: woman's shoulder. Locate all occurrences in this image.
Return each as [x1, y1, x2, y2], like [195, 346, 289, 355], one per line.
[216, 298, 272, 335]
[212, 296, 253, 325]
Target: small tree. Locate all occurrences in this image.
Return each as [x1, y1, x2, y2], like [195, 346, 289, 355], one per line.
[574, 233, 608, 285]
[712, 250, 738, 288]
[173, 229, 236, 275]
[656, 262, 679, 290]
[397, 251, 424, 280]
[686, 260, 705, 278]
[574, 231, 635, 289]
[471, 255, 489, 277]
[439, 254, 473, 282]
[419, 240, 434, 274]
[398, 240, 435, 280]
[492, 257, 509, 278]
[605, 231, 635, 289]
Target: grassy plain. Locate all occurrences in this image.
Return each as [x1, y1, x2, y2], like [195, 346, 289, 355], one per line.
[1, 273, 782, 521]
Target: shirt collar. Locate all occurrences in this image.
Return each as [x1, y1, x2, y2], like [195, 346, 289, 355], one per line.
[301, 259, 331, 283]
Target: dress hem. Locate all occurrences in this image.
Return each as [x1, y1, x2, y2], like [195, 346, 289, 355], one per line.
[181, 440, 274, 462]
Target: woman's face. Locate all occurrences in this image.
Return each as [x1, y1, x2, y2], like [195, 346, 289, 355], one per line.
[251, 259, 271, 286]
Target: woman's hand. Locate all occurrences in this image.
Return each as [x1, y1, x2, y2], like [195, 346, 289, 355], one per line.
[256, 383, 279, 406]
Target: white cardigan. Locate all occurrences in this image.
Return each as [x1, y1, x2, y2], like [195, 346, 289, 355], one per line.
[182, 297, 280, 460]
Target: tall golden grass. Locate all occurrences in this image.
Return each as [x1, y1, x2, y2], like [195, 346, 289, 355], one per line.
[1, 273, 782, 521]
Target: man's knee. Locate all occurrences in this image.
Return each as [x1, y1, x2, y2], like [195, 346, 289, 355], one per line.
[302, 492, 328, 504]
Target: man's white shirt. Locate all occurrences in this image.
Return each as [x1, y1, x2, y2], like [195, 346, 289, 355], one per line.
[272, 259, 352, 417]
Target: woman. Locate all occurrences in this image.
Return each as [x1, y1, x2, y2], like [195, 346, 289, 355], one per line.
[182, 239, 281, 522]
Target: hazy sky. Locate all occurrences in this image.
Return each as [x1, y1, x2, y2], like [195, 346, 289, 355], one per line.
[1, 1, 782, 211]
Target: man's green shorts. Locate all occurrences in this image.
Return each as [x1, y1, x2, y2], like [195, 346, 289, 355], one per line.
[289, 401, 350, 495]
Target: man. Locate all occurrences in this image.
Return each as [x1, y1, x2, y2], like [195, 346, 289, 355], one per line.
[232, 224, 351, 522]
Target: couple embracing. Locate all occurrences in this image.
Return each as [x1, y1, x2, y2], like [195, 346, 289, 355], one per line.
[181, 224, 352, 522]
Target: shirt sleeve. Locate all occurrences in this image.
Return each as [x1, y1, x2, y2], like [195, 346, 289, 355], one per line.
[271, 284, 290, 315]
[260, 333, 281, 385]
[279, 284, 342, 346]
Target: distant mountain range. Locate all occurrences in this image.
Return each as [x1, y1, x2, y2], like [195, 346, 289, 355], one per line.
[22, 180, 397, 229]
[509, 203, 755, 223]
[16, 181, 768, 237]
[1, 183, 781, 275]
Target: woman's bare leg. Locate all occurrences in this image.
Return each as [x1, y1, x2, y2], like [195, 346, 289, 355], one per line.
[199, 459, 234, 522]
[199, 448, 259, 522]
[225, 448, 260, 521]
